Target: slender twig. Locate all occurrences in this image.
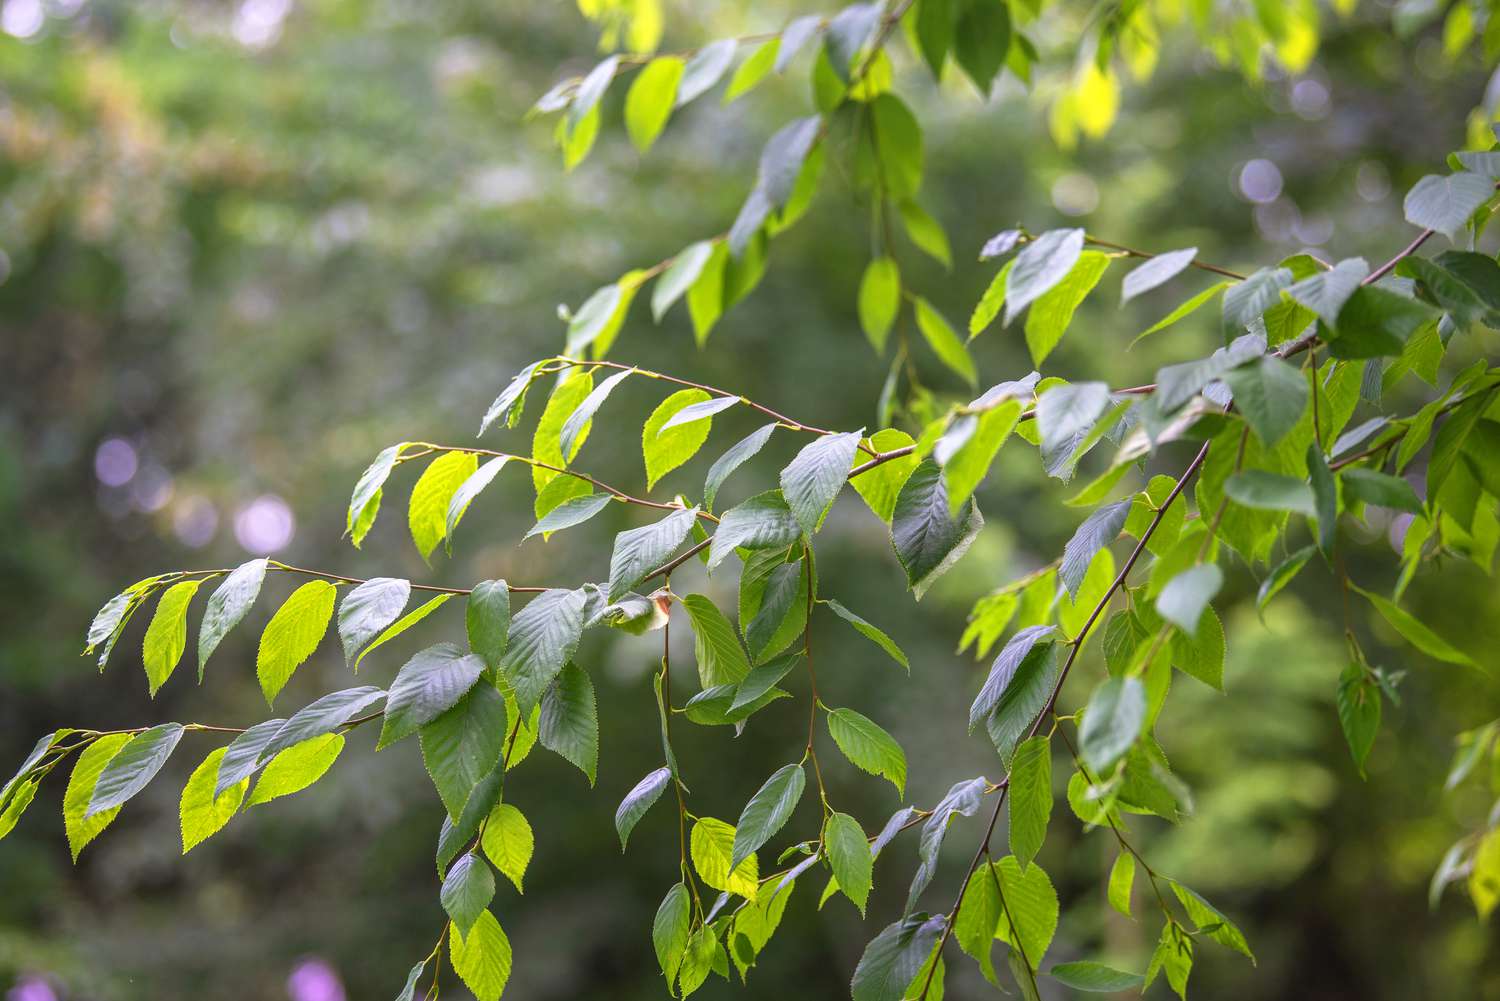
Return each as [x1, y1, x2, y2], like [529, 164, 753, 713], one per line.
[1081, 235, 1246, 281]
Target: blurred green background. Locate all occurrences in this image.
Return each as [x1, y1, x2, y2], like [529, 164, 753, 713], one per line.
[3, 1, 1500, 998]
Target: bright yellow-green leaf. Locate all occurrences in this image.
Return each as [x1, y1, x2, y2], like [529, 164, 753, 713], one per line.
[180, 746, 248, 853]
[409, 451, 478, 561]
[256, 580, 337, 705]
[450, 910, 512, 1001]
[643, 388, 713, 488]
[625, 57, 684, 152]
[481, 801, 535, 893]
[690, 816, 759, 897]
[247, 733, 344, 806]
[142, 579, 202, 696]
[64, 733, 131, 860]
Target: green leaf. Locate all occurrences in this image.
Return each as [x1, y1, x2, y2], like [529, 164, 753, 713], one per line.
[969, 625, 1056, 731]
[851, 428, 919, 523]
[826, 812, 874, 914]
[1134, 280, 1230, 343]
[64, 733, 131, 859]
[891, 460, 984, 599]
[1223, 356, 1308, 447]
[378, 643, 486, 749]
[1108, 851, 1135, 916]
[941, 401, 1022, 515]
[143, 579, 201, 696]
[826, 707, 906, 796]
[481, 802, 534, 893]
[644, 388, 714, 488]
[1024, 251, 1110, 365]
[1047, 961, 1145, 992]
[1009, 735, 1052, 869]
[708, 490, 803, 570]
[1171, 605, 1225, 690]
[87, 723, 184, 818]
[1079, 677, 1147, 773]
[851, 914, 945, 1001]
[609, 507, 698, 600]
[691, 815, 760, 897]
[1286, 257, 1369, 327]
[705, 423, 776, 512]
[421, 684, 507, 818]
[337, 578, 410, 664]
[500, 588, 587, 713]
[970, 259, 1015, 337]
[1308, 444, 1337, 556]
[1058, 500, 1130, 600]
[615, 766, 672, 851]
[248, 733, 345, 806]
[1004, 229, 1084, 325]
[1326, 285, 1438, 359]
[355, 593, 454, 672]
[914, 296, 977, 386]
[993, 855, 1059, 968]
[781, 431, 864, 536]
[899, 199, 952, 268]
[568, 54, 618, 132]
[261, 685, 384, 762]
[1035, 382, 1110, 481]
[854, 94, 923, 199]
[653, 881, 693, 986]
[1403, 171, 1494, 237]
[1223, 470, 1317, 517]
[954, 0, 1010, 92]
[408, 451, 478, 561]
[1257, 544, 1315, 610]
[676, 38, 736, 106]
[446, 456, 513, 547]
[660, 394, 740, 432]
[560, 369, 632, 462]
[479, 361, 543, 434]
[466, 580, 511, 671]
[653, 241, 716, 322]
[955, 864, 1002, 982]
[984, 641, 1063, 767]
[1350, 582, 1478, 668]
[212, 719, 284, 798]
[1222, 266, 1292, 334]
[179, 746, 248, 853]
[437, 762, 505, 874]
[625, 56, 684, 152]
[1341, 468, 1422, 513]
[449, 910, 512, 1001]
[525, 492, 613, 542]
[1337, 663, 1381, 775]
[1145, 920, 1194, 998]
[1170, 881, 1254, 960]
[1121, 248, 1197, 304]
[731, 762, 805, 868]
[1155, 564, 1222, 634]
[823, 598, 909, 671]
[687, 242, 728, 344]
[348, 443, 406, 546]
[441, 852, 496, 938]
[725, 38, 778, 102]
[197, 558, 268, 677]
[683, 593, 752, 687]
[859, 256, 901, 352]
[732, 650, 800, 711]
[539, 662, 598, 785]
[256, 579, 339, 705]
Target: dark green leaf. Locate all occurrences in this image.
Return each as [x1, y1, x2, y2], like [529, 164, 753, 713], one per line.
[539, 662, 598, 785]
[1079, 677, 1146, 773]
[731, 762, 805, 869]
[338, 578, 410, 663]
[781, 431, 864, 536]
[87, 723, 184, 818]
[609, 507, 698, 600]
[1341, 468, 1423, 513]
[500, 588, 587, 713]
[421, 684, 507, 818]
[1223, 356, 1308, 446]
[1155, 564, 1222, 634]
[1224, 470, 1317, 517]
[441, 852, 496, 938]
[708, 490, 803, 570]
[379, 643, 485, 750]
[850, 914, 945, 1001]
[198, 558, 268, 677]
[823, 598, 909, 671]
[891, 460, 984, 599]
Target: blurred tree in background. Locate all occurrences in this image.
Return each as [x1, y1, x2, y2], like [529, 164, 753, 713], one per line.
[3, 0, 1500, 999]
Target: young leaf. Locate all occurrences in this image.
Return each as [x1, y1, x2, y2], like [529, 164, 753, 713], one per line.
[653, 882, 693, 986]
[445, 456, 512, 547]
[691, 816, 760, 897]
[1058, 500, 1130, 601]
[64, 733, 132, 859]
[500, 588, 588, 713]
[539, 662, 598, 785]
[726, 38, 778, 102]
[1024, 251, 1110, 365]
[1047, 961, 1145, 992]
[1337, 663, 1381, 775]
[180, 746, 248, 853]
[143, 579, 202, 696]
[676, 39, 736, 106]
[1155, 564, 1223, 634]
[644, 389, 714, 488]
[859, 257, 901, 353]
[913, 296, 977, 386]
[826, 811, 874, 914]
[337, 577, 410, 663]
[899, 199, 952, 268]
[993, 855, 1060, 967]
[248, 734, 345, 806]
[261, 685, 384, 762]
[616, 766, 672, 851]
[1121, 248, 1197, 304]
[1108, 851, 1136, 916]
[1134, 280, 1230, 343]
[198, 558, 268, 677]
[625, 56, 684, 152]
[1350, 583, 1479, 668]
[259, 579, 339, 705]
[347, 443, 406, 546]
[1009, 734, 1052, 869]
[354, 593, 454, 672]
[561, 369, 633, 462]
[441, 853, 496, 938]
[781, 431, 865, 536]
[408, 451, 479, 561]
[481, 802, 535, 893]
[1079, 677, 1147, 773]
[449, 910, 512, 1001]
[378, 643, 486, 749]
[87, 723, 184, 818]
[822, 598, 909, 671]
[731, 762, 805, 868]
[851, 428, 919, 524]
[826, 707, 907, 796]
